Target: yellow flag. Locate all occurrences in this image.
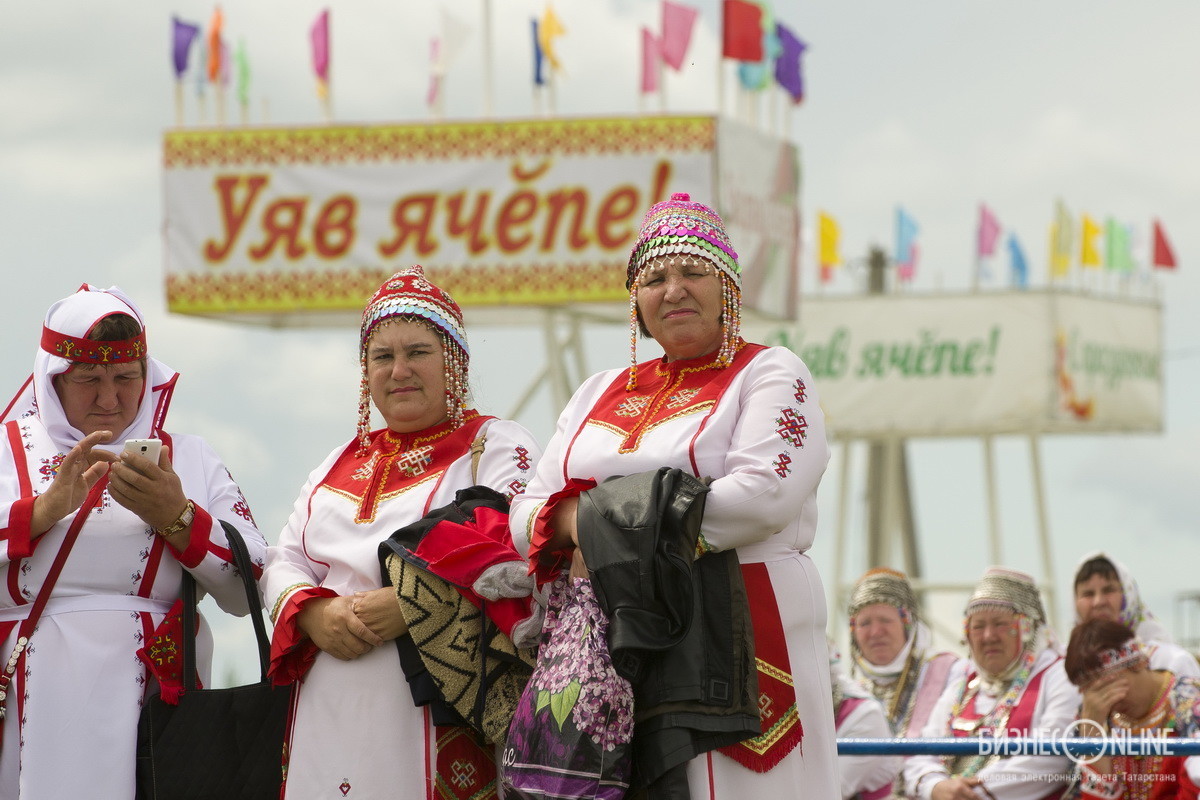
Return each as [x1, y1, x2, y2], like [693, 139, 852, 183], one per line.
[818, 212, 841, 268]
[1080, 213, 1102, 267]
[539, 5, 566, 72]
[1049, 199, 1073, 277]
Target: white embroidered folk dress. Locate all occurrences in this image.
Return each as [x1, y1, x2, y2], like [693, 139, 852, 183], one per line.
[0, 287, 265, 799]
[509, 345, 839, 799]
[263, 417, 539, 800]
[903, 648, 1083, 800]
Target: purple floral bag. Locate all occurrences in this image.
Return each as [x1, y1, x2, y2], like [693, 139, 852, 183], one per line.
[501, 575, 635, 800]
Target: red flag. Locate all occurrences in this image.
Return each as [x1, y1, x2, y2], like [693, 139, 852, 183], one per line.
[206, 6, 223, 83]
[641, 28, 660, 93]
[661, 1, 698, 71]
[1152, 219, 1177, 269]
[722, 0, 763, 61]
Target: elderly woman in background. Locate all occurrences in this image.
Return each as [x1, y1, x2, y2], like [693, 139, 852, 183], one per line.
[1065, 618, 1200, 799]
[0, 284, 265, 797]
[510, 193, 839, 797]
[903, 567, 1081, 800]
[263, 267, 541, 799]
[849, 567, 960, 738]
[830, 639, 903, 800]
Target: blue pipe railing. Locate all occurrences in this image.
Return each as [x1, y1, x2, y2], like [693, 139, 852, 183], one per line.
[838, 737, 1200, 757]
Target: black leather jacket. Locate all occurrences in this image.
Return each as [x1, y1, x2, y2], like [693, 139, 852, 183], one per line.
[577, 468, 760, 795]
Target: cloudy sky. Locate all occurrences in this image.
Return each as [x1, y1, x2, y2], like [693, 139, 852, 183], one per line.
[3, 1, 1198, 681]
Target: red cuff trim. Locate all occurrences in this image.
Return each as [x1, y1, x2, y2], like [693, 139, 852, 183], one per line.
[269, 587, 336, 685]
[528, 478, 595, 585]
[168, 503, 212, 568]
[3, 497, 36, 560]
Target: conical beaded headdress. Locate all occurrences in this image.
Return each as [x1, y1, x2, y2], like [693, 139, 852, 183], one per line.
[849, 567, 919, 621]
[357, 265, 470, 449]
[965, 566, 1046, 624]
[625, 193, 742, 388]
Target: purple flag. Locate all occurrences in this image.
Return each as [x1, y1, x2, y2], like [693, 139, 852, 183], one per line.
[172, 16, 200, 78]
[773, 22, 805, 103]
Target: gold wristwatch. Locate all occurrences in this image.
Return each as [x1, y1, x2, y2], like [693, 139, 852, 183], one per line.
[156, 500, 195, 537]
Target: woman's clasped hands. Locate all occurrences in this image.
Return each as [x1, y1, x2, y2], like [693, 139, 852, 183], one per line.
[297, 588, 409, 661]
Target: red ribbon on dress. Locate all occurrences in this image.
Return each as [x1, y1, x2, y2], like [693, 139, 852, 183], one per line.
[718, 562, 804, 772]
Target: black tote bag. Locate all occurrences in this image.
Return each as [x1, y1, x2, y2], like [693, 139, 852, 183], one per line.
[136, 521, 292, 800]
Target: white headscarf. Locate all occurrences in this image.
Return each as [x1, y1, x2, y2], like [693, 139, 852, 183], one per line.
[2, 285, 178, 450]
[1073, 550, 1173, 644]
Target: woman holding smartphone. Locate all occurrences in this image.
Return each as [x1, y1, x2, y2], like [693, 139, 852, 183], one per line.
[0, 284, 266, 798]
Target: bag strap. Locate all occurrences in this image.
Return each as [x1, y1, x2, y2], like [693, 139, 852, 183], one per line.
[181, 521, 270, 690]
[469, 429, 487, 484]
[0, 474, 108, 718]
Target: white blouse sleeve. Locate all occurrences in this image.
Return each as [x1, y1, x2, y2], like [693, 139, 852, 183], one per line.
[698, 347, 831, 551]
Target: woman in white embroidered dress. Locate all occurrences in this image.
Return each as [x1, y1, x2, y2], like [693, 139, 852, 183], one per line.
[903, 567, 1081, 800]
[263, 266, 541, 800]
[0, 284, 265, 798]
[508, 193, 838, 798]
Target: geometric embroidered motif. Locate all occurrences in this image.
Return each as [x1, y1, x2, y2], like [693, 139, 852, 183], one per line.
[772, 453, 793, 478]
[793, 377, 807, 404]
[394, 446, 434, 478]
[39, 453, 65, 481]
[505, 479, 528, 499]
[512, 445, 532, 471]
[351, 453, 380, 481]
[451, 759, 478, 789]
[759, 692, 775, 721]
[666, 388, 700, 409]
[774, 407, 808, 448]
[339, 779, 351, 796]
[614, 396, 651, 417]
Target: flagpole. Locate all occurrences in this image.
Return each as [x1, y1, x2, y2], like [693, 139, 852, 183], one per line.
[481, 0, 494, 117]
[717, 57, 725, 118]
[658, 52, 666, 113]
[174, 80, 184, 127]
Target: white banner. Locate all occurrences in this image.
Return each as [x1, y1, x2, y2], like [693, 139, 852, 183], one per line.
[749, 291, 1162, 437]
[162, 115, 799, 321]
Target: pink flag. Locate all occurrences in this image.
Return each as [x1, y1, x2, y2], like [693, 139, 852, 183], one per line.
[977, 203, 1001, 258]
[311, 9, 330, 82]
[641, 28, 660, 93]
[661, 1, 698, 71]
[427, 38, 441, 108]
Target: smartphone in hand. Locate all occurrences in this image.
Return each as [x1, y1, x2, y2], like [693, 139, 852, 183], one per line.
[123, 438, 162, 462]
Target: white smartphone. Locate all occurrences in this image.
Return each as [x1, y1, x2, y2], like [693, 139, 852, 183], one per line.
[123, 438, 162, 462]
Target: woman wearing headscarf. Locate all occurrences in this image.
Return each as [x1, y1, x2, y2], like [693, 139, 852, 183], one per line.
[848, 567, 960, 739]
[509, 193, 839, 797]
[263, 266, 541, 799]
[903, 567, 1081, 800]
[0, 284, 265, 797]
[1072, 551, 1199, 679]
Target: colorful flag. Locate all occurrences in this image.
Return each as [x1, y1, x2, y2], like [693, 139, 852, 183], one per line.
[818, 211, 840, 282]
[427, 38, 442, 108]
[171, 17, 200, 78]
[641, 28, 661, 94]
[1008, 234, 1028, 287]
[1104, 219, 1134, 272]
[773, 22, 806, 103]
[531, 19, 545, 86]
[311, 8, 330, 98]
[1152, 219, 1177, 269]
[1049, 199, 1073, 277]
[661, 1, 698, 71]
[235, 39, 250, 107]
[722, 0, 763, 61]
[737, 6, 778, 91]
[539, 5, 566, 73]
[1080, 213, 1102, 267]
[977, 203, 1001, 258]
[206, 6, 223, 83]
[895, 206, 919, 281]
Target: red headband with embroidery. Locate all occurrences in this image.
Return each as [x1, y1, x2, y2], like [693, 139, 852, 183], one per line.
[40, 326, 148, 364]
